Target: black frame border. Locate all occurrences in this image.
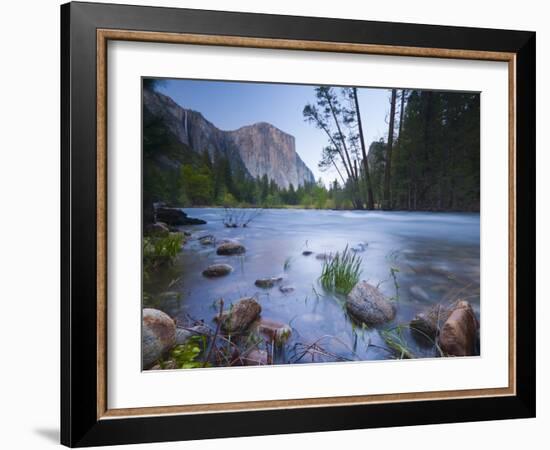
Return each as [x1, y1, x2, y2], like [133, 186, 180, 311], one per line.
[61, 2, 535, 447]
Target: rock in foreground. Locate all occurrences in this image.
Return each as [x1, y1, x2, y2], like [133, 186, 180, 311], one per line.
[142, 308, 176, 369]
[202, 263, 232, 277]
[438, 300, 479, 356]
[216, 241, 246, 255]
[216, 297, 262, 333]
[345, 282, 396, 325]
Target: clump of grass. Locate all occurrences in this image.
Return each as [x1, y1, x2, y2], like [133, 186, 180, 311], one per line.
[380, 325, 415, 359]
[319, 245, 362, 295]
[143, 232, 184, 273]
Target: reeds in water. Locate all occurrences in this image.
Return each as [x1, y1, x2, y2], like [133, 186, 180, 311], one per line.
[319, 245, 362, 295]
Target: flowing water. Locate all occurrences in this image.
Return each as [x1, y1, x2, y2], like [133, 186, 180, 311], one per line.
[145, 208, 480, 364]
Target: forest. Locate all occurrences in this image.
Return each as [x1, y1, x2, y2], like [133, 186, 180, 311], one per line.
[143, 84, 480, 212]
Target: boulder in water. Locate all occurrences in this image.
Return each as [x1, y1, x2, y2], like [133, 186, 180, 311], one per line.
[142, 308, 176, 369]
[302, 250, 313, 256]
[216, 241, 246, 255]
[216, 297, 262, 333]
[346, 282, 396, 325]
[438, 300, 479, 356]
[202, 263, 232, 277]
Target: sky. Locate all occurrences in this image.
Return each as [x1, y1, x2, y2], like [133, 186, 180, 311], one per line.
[158, 79, 393, 185]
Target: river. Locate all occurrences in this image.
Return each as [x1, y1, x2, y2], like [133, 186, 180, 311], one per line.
[145, 208, 480, 364]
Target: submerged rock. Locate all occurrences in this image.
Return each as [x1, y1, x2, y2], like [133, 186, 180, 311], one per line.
[256, 319, 292, 345]
[142, 308, 176, 369]
[216, 297, 262, 333]
[438, 300, 479, 356]
[156, 207, 206, 226]
[255, 277, 283, 289]
[409, 285, 431, 302]
[315, 253, 332, 261]
[198, 234, 215, 245]
[216, 241, 246, 255]
[279, 285, 295, 294]
[351, 242, 368, 252]
[202, 263, 232, 277]
[302, 250, 313, 256]
[345, 282, 396, 325]
[410, 304, 451, 340]
[243, 349, 268, 366]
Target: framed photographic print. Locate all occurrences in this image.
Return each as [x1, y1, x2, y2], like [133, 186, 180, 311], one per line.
[60, 1, 536, 447]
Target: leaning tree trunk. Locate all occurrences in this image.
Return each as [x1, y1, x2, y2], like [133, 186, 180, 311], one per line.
[353, 88, 375, 210]
[383, 89, 397, 210]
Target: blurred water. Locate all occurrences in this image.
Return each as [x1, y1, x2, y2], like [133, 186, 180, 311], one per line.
[146, 208, 480, 363]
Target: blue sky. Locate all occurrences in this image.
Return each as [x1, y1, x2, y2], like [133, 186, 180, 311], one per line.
[158, 79, 393, 184]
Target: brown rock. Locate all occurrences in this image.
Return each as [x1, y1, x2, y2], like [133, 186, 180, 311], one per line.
[216, 241, 246, 255]
[216, 297, 262, 333]
[346, 282, 396, 325]
[202, 263, 232, 277]
[142, 308, 176, 369]
[438, 300, 479, 356]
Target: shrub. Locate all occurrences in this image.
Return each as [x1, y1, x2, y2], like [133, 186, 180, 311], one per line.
[143, 232, 184, 273]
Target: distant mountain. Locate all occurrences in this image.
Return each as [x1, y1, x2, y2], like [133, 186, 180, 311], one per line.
[143, 89, 315, 188]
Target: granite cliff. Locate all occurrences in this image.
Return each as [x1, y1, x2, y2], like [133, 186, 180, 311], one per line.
[143, 89, 315, 188]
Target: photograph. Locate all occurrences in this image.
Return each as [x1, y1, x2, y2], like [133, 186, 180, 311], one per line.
[141, 78, 481, 370]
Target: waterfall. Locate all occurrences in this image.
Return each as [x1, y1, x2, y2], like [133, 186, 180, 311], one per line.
[184, 109, 188, 141]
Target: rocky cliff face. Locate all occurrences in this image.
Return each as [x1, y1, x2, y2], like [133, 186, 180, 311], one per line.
[228, 123, 315, 188]
[143, 89, 315, 188]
